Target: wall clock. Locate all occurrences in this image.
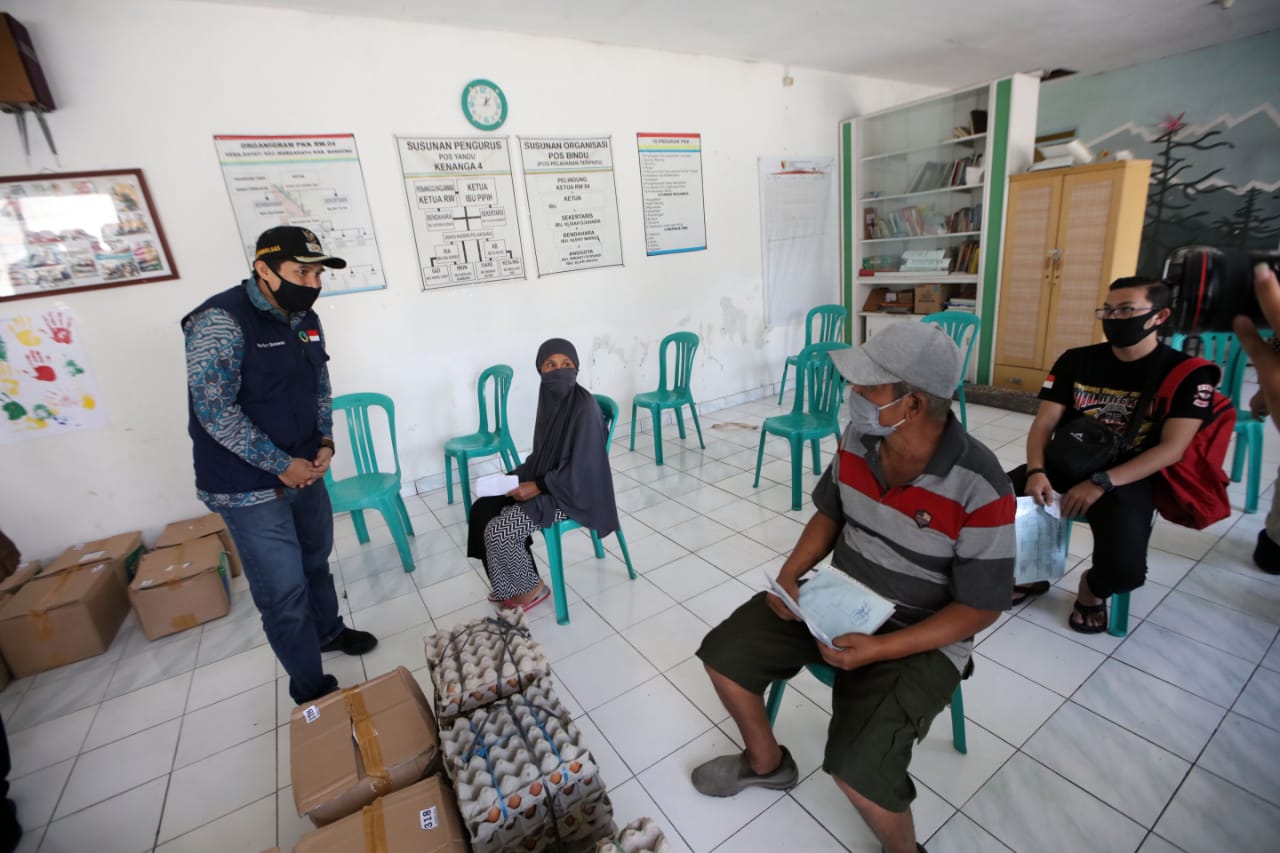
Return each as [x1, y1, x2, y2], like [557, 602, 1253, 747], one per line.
[461, 79, 507, 131]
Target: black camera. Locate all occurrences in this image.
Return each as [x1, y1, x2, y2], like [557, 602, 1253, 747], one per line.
[1164, 246, 1280, 335]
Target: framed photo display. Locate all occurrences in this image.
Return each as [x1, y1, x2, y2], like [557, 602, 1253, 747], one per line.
[0, 169, 178, 302]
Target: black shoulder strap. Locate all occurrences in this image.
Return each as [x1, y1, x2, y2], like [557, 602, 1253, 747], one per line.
[1123, 346, 1174, 447]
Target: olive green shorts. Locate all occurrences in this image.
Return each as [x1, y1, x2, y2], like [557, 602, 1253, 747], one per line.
[695, 591, 961, 812]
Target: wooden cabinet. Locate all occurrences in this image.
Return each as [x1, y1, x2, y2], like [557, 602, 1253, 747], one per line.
[991, 160, 1151, 393]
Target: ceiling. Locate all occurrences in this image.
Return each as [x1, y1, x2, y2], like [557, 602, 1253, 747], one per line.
[194, 0, 1280, 86]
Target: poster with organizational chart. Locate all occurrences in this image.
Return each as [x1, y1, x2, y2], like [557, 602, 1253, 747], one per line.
[636, 133, 707, 256]
[519, 136, 624, 276]
[213, 134, 386, 296]
[395, 136, 526, 289]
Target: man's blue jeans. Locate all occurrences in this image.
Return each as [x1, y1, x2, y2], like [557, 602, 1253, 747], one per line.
[214, 482, 345, 704]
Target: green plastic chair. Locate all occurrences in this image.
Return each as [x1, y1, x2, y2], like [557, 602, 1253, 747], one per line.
[444, 364, 521, 522]
[326, 393, 416, 573]
[754, 342, 850, 511]
[1063, 516, 1130, 637]
[542, 394, 636, 625]
[766, 661, 968, 754]
[921, 311, 981, 429]
[778, 304, 847, 404]
[630, 331, 705, 466]
[1170, 332, 1261, 513]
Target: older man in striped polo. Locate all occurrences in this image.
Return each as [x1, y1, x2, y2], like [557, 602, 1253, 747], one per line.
[693, 321, 1015, 853]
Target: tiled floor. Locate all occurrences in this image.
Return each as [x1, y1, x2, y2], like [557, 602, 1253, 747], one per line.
[5, 395, 1280, 852]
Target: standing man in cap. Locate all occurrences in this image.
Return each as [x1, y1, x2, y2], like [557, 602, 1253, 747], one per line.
[691, 323, 1015, 853]
[183, 225, 376, 706]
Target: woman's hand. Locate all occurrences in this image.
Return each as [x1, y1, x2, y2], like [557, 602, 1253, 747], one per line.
[507, 481, 541, 501]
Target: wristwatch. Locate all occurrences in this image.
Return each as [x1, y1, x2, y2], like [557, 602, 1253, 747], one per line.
[1089, 471, 1114, 493]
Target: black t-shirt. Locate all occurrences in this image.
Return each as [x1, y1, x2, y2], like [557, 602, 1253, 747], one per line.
[1039, 343, 1217, 453]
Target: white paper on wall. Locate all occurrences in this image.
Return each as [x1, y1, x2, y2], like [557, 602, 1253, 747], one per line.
[0, 307, 107, 444]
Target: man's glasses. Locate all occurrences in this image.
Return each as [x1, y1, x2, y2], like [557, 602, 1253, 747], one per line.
[1094, 306, 1155, 320]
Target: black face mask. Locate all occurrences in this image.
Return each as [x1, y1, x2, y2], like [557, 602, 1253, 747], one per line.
[540, 367, 578, 398]
[270, 270, 320, 313]
[1102, 311, 1160, 348]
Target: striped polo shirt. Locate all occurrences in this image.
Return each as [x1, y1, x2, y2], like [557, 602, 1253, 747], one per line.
[811, 414, 1016, 671]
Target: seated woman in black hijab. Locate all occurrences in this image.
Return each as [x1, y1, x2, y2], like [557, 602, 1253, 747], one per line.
[467, 338, 619, 610]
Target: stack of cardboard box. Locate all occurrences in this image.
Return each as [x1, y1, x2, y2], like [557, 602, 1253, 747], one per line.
[288, 666, 468, 852]
[425, 610, 615, 853]
[0, 513, 242, 680]
[291, 666, 441, 825]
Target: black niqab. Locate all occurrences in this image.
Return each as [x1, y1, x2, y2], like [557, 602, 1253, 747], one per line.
[515, 338, 619, 534]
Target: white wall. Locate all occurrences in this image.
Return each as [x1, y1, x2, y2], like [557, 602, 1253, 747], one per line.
[0, 0, 934, 559]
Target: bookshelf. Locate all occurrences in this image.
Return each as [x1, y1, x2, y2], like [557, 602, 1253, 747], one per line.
[840, 74, 1040, 382]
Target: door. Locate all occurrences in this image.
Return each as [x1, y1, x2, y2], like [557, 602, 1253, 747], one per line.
[994, 174, 1061, 370]
[1042, 169, 1119, 362]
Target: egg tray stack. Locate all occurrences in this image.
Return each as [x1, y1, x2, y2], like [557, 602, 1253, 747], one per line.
[592, 818, 674, 853]
[440, 676, 614, 853]
[424, 607, 550, 723]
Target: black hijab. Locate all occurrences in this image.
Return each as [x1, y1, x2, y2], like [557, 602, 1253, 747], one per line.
[514, 338, 619, 534]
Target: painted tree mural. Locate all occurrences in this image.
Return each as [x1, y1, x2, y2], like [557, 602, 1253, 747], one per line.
[1139, 113, 1236, 276]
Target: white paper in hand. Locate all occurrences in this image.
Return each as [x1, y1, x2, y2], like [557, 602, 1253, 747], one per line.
[763, 571, 835, 648]
[475, 473, 518, 498]
[798, 565, 896, 641]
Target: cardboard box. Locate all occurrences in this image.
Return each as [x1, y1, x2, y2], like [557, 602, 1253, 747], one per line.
[129, 538, 230, 640]
[861, 286, 914, 314]
[294, 775, 467, 853]
[0, 561, 130, 677]
[913, 283, 958, 315]
[46, 531, 143, 586]
[292, 666, 441, 826]
[0, 560, 41, 601]
[155, 513, 243, 577]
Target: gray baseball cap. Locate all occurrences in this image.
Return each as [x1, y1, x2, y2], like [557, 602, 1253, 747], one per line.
[829, 322, 962, 398]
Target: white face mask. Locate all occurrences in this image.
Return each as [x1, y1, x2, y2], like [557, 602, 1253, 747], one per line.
[848, 390, 907, 436]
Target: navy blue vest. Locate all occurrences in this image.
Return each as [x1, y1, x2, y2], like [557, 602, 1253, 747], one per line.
[185, 281, 328, 494]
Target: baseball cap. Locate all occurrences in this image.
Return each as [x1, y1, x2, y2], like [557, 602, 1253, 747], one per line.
[254, 226, 347, 269]
[829, 322, 962, 399]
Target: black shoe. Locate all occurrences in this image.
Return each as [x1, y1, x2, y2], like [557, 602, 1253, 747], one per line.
[1254, 529, 1280, 575]
[294, 674, 339, 705]
[321, 627, 378, 655]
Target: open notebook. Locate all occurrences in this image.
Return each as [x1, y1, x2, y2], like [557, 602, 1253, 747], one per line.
[764, 564, 896, 649]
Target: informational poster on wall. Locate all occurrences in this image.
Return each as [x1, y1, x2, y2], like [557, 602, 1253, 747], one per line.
[213, 134, 386, 296]
[0, 308, 107, 443]
[636, 133, 707, 256]
[758, 157, 837, 327]
[519, 136, 624, 276]
[395, 136, 526, 289]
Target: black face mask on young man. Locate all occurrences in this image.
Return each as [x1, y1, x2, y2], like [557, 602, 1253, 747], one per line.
[269, 272, 320, 313]
[1102, 311, 1160, 348]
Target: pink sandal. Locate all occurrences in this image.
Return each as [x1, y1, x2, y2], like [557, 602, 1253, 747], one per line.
[500, 584, 550, 612]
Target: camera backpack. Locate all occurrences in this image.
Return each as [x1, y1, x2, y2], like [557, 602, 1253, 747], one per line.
[1151, 357, 1235, 529]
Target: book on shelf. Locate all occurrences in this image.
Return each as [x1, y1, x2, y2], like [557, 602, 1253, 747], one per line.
[905, 153, 984, 194]
[949, 239, 981, 274]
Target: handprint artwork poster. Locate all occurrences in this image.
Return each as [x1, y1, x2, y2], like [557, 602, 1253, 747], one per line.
[0, 309, 107, 443]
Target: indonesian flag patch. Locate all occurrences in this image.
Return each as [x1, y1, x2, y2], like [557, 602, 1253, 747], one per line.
[306, 329, 320, 343]
[1042, 374, 1054, 391]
